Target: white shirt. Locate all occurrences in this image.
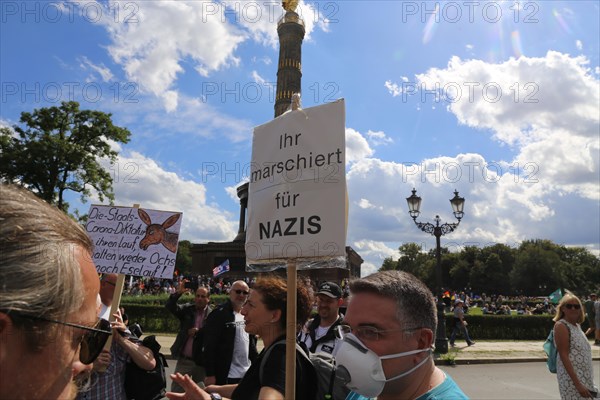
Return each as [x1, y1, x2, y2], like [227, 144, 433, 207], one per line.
[227, 311, 251, 379]
[99, 303, 111, 320]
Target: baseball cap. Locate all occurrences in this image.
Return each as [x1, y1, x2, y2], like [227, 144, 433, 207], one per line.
[317, 282, 342, 298]
[454, 298, 463, 305]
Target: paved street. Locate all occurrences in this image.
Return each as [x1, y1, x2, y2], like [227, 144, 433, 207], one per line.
[156, 334, 598, 399]
[164, 361, 565, 399]
[440, 362, 561, 399]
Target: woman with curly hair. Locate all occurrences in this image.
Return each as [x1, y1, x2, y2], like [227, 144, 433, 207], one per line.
[167, 276, 317, 400]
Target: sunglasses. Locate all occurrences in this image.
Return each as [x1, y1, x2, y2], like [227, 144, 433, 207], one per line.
[233, 289, 250, 296]
[9, 313, 112, 364]
[564, 304, 581, 310]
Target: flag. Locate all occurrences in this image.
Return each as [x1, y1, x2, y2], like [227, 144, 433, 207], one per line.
[548, 288, 563, 304]
[212, 259, 230, 277]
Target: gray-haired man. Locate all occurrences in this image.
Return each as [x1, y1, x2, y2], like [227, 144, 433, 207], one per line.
[335, 270, 468, 400]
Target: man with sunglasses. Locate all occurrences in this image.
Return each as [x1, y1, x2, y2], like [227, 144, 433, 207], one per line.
[335, 270, 468, 400]
[166, 283, 213, 392]
[202, 280, 258, 386]
[0, 184, 110, 400]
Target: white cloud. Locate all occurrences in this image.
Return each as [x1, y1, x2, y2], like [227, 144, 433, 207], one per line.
[384, 80, 401, 97]
[100, 93, 254, 144]
[357, 198, 376, 209]
[576, 40, 583, 50]
[351, 240, 399, 277]
[366, 130, 394, 146]
[85, 0, 246, 110]
[83, 0, 330, 111]
[98, 151, 238, 242]
[78, 56, 114, 82]
[413, 51, 599, 200]
[0, 119, 13, 129]
[251, 56, 272, 65]
[345, 128, 374, 163]
[349, 52, 600, 265]
[251, 70, 267, 86]
[344, 149, 599, 271]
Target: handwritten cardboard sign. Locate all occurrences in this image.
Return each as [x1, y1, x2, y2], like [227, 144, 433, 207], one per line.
[85, 205, 183, 279]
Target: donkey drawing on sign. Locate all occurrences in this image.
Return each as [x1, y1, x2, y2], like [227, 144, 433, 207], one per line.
[138, 209, 181, 253]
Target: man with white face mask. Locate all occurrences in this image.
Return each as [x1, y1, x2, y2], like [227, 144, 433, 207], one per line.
[335, 270, 468, 400]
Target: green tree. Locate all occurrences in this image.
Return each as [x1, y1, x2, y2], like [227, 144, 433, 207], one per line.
[380, 256, 399, 271]
[175, 240, 193, 274]
[0, 101, 131, 212]
[510, 240, 561, 295]
[448, 258, 471, 289]
[396, 242, 428, 276]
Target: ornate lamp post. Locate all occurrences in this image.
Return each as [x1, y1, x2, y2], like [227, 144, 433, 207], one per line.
[406, 188, 465, 354]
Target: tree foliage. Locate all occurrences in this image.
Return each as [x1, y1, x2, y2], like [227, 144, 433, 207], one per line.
[175, 240, 193, 274]
[381, 239, 600, 296]
[0, 101, 130, 212]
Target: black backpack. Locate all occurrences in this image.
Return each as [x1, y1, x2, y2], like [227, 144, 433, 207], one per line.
[260, 339, 350, 400]
[125, 335, 169, 400]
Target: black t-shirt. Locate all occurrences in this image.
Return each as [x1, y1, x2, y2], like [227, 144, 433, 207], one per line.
[232, 337, 317, 400]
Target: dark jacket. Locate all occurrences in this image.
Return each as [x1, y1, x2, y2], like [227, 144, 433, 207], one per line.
[297, 314, 344, 354]
[202, 299, 258, 384]
[165, 293, 212, 359]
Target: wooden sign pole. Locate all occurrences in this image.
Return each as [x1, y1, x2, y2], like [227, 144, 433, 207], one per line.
[284, 261, 297, 400]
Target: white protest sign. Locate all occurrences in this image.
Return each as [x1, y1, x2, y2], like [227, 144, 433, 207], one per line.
[85, 205, 183, 279]
[246, 99, 347, 266]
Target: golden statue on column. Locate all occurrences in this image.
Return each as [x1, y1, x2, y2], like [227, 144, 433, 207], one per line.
[282, 0, 299, 12]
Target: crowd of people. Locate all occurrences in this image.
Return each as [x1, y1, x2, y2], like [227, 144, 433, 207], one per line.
[1, 183, 597, 400]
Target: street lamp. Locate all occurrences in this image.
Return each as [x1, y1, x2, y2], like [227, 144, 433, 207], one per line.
[406, 188, 465, 354]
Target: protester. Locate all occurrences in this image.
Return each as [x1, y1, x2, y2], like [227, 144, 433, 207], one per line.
[298, 281, 344, 355]
[77, 275, 157, 400]
[166, 283, 212, 392]
[336, 270, 468, 400]
[167, 276, 317, 400]
[583, 293, 596, 339]
[554, 293, 598, 399]
[98, 274, 118, 319]
[203, 280, 258, 386]
[594, 295, 600, 346]
[0, 184, 109, 399]
[450, 298, 475, 347]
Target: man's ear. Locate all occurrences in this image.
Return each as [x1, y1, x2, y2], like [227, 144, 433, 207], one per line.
[337, 298, 344, 307]
[417, 328, 434, 349]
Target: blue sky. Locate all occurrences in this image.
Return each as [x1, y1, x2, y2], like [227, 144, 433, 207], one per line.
[2, 0, 599, 276]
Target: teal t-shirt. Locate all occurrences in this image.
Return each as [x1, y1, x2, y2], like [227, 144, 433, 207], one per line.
[345, 373, 469, 400]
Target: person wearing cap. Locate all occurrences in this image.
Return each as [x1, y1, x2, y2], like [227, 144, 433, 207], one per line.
[297, 281, 344, 355]
[449, 298, 475, 347]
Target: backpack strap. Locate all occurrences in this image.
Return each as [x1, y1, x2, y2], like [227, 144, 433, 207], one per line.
[258, 340, 311, 385]
[258, 339, 285, 385]
[327, 358, 336, 398]
[558, 320, 570, 350]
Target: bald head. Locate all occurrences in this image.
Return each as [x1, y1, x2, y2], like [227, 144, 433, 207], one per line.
[229, 280, 250, 311]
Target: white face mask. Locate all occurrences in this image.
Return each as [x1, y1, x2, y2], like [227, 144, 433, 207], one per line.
[335, 333, 432, 398]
